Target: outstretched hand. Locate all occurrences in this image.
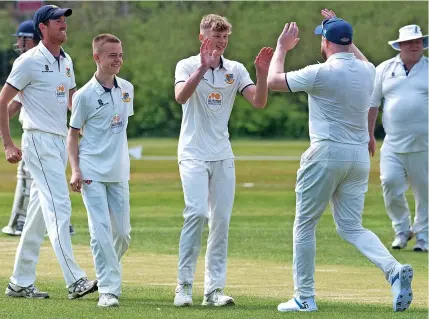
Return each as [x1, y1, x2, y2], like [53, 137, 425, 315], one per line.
[200, 38, 221, 69]
[277, 22, 300, 51]
[321, 8, 336, 19]
[254, 47, 274, 76]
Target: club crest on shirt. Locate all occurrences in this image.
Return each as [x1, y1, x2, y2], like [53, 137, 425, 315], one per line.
[55, 84, 66, 104]
[225, 73, 234, 84]
[110, 113, 124, 134]
[66, 67, 71, 77]
[207, 91, 222, 111]
[122, 92, 131, 102]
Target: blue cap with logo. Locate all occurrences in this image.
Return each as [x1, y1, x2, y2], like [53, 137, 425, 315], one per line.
[33, 5, 72, 37]
[314, 17, 353, 45]
[13, 20, 40, 41]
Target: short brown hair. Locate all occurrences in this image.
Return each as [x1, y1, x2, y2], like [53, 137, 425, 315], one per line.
[92, 33, 121, 53]
[200, 14, 232, 34]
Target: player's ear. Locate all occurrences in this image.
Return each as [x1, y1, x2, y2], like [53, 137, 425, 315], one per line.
[198, 33, 204, 43]
[93, 53, 99, 63]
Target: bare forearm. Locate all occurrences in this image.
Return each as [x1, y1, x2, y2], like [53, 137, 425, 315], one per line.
[268, 47, 289, 91]
[368, 107, 379, 136]
[8, 101, 22, 119]
[253, 73, 269, 108]
[350, 44, 368, 62]
[0, 104, 13, 147]
[67, 131, 80, 173]
[175, 66, 208, 104]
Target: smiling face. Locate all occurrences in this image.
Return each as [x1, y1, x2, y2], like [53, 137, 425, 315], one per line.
[200, 29, 229, 55]
[199, 14, 232, 55]
[94, 42, 123, 75]
[399, 38, 424, 62]
[39, 16, 68, 45]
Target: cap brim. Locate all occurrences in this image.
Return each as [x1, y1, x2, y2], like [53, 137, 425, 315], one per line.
[50, 8, 72, 19]
[314, 25, 323, 35]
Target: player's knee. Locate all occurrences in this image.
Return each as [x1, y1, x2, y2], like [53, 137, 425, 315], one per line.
[183, 204, 208, 221]
[380, 173, 402, 188]
[336, 220, 364, 238]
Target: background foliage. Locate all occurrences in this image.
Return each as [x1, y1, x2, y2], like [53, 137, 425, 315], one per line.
[0, 1, 427, 139]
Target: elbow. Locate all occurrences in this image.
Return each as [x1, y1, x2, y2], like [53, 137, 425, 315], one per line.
[175, 94, 187, 105]
[253, 101, 267, 109]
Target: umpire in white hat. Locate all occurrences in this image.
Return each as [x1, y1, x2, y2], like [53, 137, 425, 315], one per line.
[368, 24, 428, 252]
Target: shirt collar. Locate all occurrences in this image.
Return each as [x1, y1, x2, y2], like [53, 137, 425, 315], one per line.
[91, 74, 120, 96]
[38, 41, 67, 64]
[326, 52, 355, 63]
[395, 54, 425, 66]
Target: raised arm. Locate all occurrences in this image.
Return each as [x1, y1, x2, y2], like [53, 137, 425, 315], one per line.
[242, 47, 273, 108]
[175, 38, 217, 104]
[268, 22, 300, 92]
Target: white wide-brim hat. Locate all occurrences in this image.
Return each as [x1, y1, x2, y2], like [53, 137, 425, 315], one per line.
[388, 24, 428, 51]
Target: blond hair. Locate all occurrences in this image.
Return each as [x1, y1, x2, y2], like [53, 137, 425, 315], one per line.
[92, 33, 121, 53]
[200, 14, 232, 34]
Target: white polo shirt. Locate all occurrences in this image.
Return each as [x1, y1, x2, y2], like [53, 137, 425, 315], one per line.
[6, 42, 76, 137]
[175, 55, 254, 161]
[369, 55, 428, 153]
[286, 53, 376, 145]
[69, 75, 134, 183]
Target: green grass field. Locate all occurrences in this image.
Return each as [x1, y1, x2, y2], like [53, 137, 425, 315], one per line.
[0, 139, 427, 318]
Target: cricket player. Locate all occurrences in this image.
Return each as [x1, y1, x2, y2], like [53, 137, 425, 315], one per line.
[267, 9, 413, 312]
[173, 14, 273, 307]
[68, 33, 133, 308]
[2, 20, 75, 237]
[368, 24, 428, 252]
[0, 5, 97, 299]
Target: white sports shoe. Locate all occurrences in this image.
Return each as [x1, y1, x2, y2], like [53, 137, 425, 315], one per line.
[413, 239, 428, 252]
[392, 231, 413, 249]
[202, 289, 234, 306]
[390, 264, 413, 312]
[98, 293, 119, 307]
[278, 297, 318, 312]
[174, 284, 193, 307]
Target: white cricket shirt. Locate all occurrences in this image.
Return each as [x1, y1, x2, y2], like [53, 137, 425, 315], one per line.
[69, 75, 134, 182]
[286, 53, 376, 145]
[6, 41, 76, 137]
[369, 55, 428, 153]
[175, 55, 254, 161]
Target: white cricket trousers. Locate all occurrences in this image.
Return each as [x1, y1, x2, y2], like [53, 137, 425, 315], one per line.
[293, 141, 400, 299]
[81, 181, 131, 297]
[380, 147, 428, 241]
[11, 130, 86, 288]
[178, 159, 235, 295]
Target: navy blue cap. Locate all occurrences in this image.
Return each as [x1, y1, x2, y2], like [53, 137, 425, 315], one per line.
[33, 5, 72, 36]
[13, 20, 40, 41]
[314, 18, 353, 45]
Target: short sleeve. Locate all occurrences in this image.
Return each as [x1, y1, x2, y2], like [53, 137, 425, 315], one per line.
[69, 58, 76, 90]
[69, 91, 87, 129]
[238, 63, 255, 94]
[128, 84, 134, 117]
[175, 59, 190, 85]
[286, 64, 320, 93]
[369, 62, 384, 108]
[6, 56, 33, 91]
